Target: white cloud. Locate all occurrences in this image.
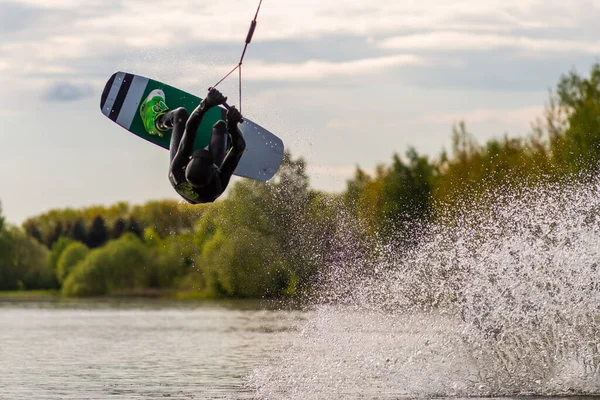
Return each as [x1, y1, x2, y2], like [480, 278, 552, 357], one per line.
[134, 54, 427, 86]
[0, 109, 20, 117]
[0, 35, 116, 63]
[12, 0, 98, 9]
[1, 0, 598, 85]
[0, 60, 76, 76]
[4, 0, 597, 52]
[256, 0, 587, 39]
[244, 55, 426, 81]
[422, 106, 544, 126]
[379, 31, 600, 54]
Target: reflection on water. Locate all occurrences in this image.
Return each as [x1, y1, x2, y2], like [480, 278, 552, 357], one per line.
[0, 299, 308, 400]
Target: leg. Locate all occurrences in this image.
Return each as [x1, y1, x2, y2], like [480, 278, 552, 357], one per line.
[170, 102, 211, 173]
[159, 107, 189, 163]
[209, 120, 227, 167]
[183, 103, 208, 140]
[172, 102, 210, 164]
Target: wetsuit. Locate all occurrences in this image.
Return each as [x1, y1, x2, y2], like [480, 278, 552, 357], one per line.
[162, 102, 246, 204]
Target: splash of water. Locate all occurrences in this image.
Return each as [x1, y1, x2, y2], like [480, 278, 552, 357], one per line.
[249, 178, 600, 398]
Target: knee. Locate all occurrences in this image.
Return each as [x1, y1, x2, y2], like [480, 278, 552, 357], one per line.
[173, 107, 189, 123]
[212, 120, 226, 133]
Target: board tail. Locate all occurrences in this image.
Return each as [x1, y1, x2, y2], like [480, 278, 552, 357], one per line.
[100, 72, 150, 130]
[100, 72, 117, 111]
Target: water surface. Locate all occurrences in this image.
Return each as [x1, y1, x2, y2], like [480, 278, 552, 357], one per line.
[2, 299, 600, 399]
[0, 299, 307, 399]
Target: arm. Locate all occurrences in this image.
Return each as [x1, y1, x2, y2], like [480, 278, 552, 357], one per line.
[219, 127, 246, 175]
[218, 107, 246, 178]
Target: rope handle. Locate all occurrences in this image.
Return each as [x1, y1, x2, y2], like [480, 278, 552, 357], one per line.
[207, 87, 245, 123]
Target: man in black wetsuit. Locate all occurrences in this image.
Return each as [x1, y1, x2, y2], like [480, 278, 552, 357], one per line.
[139, 88, 246, 203]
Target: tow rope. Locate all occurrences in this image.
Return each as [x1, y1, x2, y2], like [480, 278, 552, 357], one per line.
[210, 0, 263, 114]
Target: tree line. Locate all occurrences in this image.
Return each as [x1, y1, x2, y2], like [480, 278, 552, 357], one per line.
[22, 200, 200, 249]
[2, 63, 600, 298]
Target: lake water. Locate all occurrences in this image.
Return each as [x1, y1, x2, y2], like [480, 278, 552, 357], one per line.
[2, 299, 600, 400]
[0, 299, 308, 400]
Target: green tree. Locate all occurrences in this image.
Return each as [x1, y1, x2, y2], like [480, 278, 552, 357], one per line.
[552, 63, 600, 176]
[0, 226, 53, 290]
[154, 232, 196, 288]
[127, 217, 143, 237]
[46, 221, 65, 248]
[380, 148, 435, 238]
[87, 215, 108, 248]
[142, 227, 161, 247]
[0, 201, 4, 232]
[131, 200, 201, 237]
[23, 222, 43, 244]
[56, 242, 89, 284]
[62, 234, 154, 297]
[71, 219, 87, 244]
[111, 218, 126, 239]
[194, 204, 220, 250]
[216, 152, 321, 289]
[344, 165, 386, 235]
[48, 237, 74, 275]
[200, 228, 293, 298]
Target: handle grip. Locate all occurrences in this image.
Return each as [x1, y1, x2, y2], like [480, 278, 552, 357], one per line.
[207, 87, 244, 123]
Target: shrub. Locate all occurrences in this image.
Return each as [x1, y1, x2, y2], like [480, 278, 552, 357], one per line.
[56, 242, 89, 283]
[200, 228, 295, 298]
[62, 233, 154, 297]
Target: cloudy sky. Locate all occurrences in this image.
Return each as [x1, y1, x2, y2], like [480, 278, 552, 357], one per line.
[1, 0, 599, 224]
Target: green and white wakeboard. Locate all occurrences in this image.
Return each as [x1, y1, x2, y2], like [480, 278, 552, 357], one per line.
[100, 71, 284, 181]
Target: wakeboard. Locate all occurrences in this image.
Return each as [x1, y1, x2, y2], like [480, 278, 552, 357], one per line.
[100, 71, 284, 181]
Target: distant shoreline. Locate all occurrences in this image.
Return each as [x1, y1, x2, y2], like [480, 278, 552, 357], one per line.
[0, 290, 60, 300]
[0, 289, 305, 306]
